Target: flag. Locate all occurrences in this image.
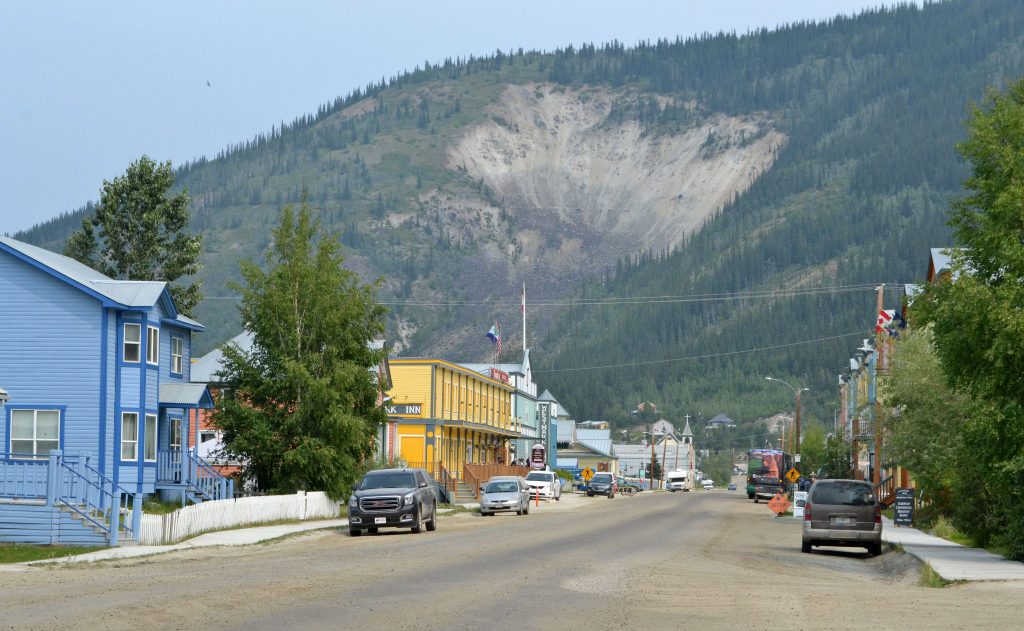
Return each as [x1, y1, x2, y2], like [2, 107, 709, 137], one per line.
[521, 284, 525, 314]
[486, 323, 502, 354]
[875, 308, 895, 333]
[892, 310, 907, 329]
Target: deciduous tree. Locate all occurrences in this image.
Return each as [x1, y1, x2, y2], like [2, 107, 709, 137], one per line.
[64, 156, 203, 315]
[212, 201, 387, 499]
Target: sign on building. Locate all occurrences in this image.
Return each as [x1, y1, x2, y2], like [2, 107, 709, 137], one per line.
[386, 404, 422, 416]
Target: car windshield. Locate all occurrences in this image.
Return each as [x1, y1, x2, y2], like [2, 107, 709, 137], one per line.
[525, 472, 551, 481]
[360, 472, 416, 489]
[811, 481, 875, 506]
[591, 474, 612, 483]
[484, 481, 519, 493]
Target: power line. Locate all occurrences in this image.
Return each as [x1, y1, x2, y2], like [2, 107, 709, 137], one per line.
[535, 329, 872, 374]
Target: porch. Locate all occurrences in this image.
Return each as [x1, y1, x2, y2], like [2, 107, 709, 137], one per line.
[404, 461, 532, 503]
[0, 450, 141, 545]
[156, 448, 235, 506]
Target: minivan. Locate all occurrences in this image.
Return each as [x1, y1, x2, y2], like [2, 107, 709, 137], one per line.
[802, 479, 883, 556]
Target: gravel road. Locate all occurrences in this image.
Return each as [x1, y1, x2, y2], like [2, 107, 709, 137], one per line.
[3, 483, 1023, 630]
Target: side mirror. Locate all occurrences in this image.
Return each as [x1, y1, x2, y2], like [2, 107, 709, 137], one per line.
[479, 487, 485, 492]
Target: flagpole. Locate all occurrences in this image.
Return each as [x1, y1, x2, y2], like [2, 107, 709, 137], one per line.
[522, 282, 526, 354]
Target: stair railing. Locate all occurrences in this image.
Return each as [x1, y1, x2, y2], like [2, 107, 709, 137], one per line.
[52, 451, 140, 545]
[874, 473, 896, 506]
[184, 447, 232, 503]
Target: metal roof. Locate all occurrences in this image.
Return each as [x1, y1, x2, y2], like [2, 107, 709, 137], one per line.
[0, 236, 203, 330]
[190, 331, 254, 383]
[159, 382, 213, 408]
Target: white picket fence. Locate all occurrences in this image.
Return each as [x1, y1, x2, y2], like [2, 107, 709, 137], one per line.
[138, 491, 341, 545]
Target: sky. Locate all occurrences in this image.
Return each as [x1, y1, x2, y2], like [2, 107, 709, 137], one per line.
[0, 1, 909, 235]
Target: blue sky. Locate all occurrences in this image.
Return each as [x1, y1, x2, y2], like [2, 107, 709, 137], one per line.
[0, 1, 905, 234]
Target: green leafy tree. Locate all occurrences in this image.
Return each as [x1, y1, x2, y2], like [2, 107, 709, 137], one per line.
[64, 156, 203, 315]
[212, 201, 387, 499]
[912, 79, 1024, 557]
[798, 422, 826, 478]
[820, 434, 852, 480]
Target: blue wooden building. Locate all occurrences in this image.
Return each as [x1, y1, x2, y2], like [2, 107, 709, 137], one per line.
[0, 236, 231, 545]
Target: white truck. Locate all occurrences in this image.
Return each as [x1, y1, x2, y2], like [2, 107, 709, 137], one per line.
[666, 469, 689, 492]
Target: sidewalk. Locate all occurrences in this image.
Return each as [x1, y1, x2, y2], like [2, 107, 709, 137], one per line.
[882, 517, 1024, 581]
[22, 518, 350, 567]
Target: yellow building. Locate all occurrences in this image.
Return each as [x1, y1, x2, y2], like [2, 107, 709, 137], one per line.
[385, 358, 519, 480]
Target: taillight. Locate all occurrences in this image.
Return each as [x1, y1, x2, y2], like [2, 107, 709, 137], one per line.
[875, 504, 882, 524]
[804, 502, 812, 521]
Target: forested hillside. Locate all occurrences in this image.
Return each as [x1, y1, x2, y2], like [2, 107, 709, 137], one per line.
[16, 0, 1024, 431]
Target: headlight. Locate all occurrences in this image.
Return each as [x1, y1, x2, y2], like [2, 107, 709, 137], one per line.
[348, 496, 357, 508]
[404, 493, 416, 506]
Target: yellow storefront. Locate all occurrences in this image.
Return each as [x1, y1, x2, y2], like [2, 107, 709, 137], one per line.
[386, 359, 518, 480]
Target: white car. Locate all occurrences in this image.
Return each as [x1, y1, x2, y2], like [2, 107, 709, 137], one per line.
[524, 470, 562, 501]
[702, 479, 715, 490]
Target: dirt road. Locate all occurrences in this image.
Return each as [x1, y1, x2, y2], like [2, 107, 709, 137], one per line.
[3, 486, 1023, 630]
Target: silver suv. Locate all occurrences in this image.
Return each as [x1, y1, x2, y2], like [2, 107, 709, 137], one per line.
[802, 479, 882, 556]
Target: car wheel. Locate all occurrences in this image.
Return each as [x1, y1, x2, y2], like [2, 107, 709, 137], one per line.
[587, 492, 593, 497]
[524, 502, 530, 515]
[555, 492, 560, 502]
[754, 497, 759, 503]
[426, 503, 437, 531]
[868, 543, 882, 556]
[367, 527, 378, 534]
[349, 528, 361, 537]
[802, 540, 812, 553]
[480, 510, 491, 517]
[411, 508, 423, 533]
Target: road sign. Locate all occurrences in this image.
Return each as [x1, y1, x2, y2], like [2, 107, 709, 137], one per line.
[767, 493, 791, 515]
[581, 467, 594, 482]
[785, 468, 801, 484]
[793, 491, 807, 519]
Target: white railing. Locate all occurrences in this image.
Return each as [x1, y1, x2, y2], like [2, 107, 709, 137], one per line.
[138, 491, 341, 545]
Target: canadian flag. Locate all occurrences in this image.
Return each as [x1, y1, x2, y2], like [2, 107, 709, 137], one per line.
[876, 309, 895, 333]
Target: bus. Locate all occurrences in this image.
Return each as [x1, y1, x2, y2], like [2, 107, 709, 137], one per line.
[746, 449, 792, 502]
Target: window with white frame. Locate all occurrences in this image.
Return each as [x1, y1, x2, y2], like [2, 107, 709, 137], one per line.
[124, 323, 141, 363]
[9, 409, 60, 460]
[144, 413, 157, 461]
[121, 412, 138, 461]
[170, 336, 183, 374]
[199, 430, 218, 444]
[146, 325, 159, 365]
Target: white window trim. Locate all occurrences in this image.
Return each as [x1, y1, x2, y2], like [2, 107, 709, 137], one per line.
[121, 412, 139, 461]
[124, 323, 141, 363]
[8, 408, 61, 460]
[146, 325, 160, 365]
[144, 413, 158, 462]
[170, 418, 182, 450]
[170, 336, 183, 375]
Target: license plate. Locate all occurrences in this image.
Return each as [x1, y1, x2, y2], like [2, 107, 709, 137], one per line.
[374, 517, 387, 524]
[832, 517, 853, 526]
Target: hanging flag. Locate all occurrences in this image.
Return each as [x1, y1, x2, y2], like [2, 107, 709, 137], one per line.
[521, 284, 525, 314]
[486, 324, 499, 344]
[875, 309, 895, 333]
[892, 310, 907, 329]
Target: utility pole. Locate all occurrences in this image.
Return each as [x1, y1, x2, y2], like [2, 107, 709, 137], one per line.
[874, 284, 884, 486]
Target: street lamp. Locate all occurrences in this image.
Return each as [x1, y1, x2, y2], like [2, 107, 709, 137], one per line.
[765, 377, 809, 455]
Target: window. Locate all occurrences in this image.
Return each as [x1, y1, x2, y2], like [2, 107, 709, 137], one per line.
[146, 326, 159, 365]
[144, 414, 157, 461]
[170, 336, 183, 375]
[121, 412, 138, 461]
[199, 430, 217, 444]
[123, 323, 141, 362]
[9, 409, 60, 460]
[170, 418, 181, 449]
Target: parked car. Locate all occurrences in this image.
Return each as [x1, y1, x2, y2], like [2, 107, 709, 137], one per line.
[524, 470, 562, 501]
[587, 472, 617, 498]
[348, 468, 438, 536]
[702, 479, 715, 490]
[479, 476, 530, 516]
[727, 483, 737, 491]
[802, 478, 883, 556]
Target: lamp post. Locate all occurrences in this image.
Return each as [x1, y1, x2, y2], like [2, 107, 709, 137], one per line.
[765, 377, 809, 455]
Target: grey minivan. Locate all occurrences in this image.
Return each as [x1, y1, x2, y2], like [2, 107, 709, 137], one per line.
[802, 479, 883, 556]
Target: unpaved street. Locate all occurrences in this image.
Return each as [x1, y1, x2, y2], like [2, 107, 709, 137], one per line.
[3, 484, 1024, 630]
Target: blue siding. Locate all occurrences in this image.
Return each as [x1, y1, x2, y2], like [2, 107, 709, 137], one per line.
[0, 503, 108, 545]
[0, 252, 102, 460]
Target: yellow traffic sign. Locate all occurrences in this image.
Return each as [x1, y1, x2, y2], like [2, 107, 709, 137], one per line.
[786, 468, 801, 484]
[581, 467, 594, 481]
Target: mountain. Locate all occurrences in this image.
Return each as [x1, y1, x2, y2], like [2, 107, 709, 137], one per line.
[16, 0, 1024, 433]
